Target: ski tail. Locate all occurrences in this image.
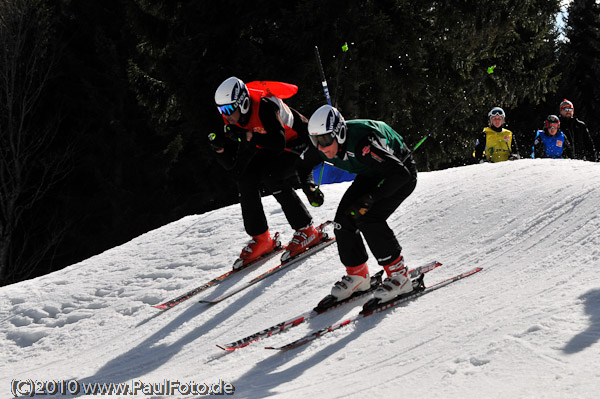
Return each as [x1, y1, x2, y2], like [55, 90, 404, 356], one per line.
[153, 242, 283, 310]
[200, 222, 336, 305]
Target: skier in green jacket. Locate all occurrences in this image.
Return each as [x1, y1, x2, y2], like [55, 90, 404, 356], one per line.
[307, 105, 418, 305]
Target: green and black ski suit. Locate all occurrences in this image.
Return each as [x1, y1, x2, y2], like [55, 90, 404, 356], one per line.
[321, 119, 418, 267]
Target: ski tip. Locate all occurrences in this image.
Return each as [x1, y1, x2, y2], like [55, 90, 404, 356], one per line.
[153, 304, 168, 310]
[216, 344, 235, 352]
[457, 266, 484, 279]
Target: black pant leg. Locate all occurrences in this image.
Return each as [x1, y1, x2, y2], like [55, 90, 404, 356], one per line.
[333, 177, 374, 267]
[358, 178, 417, 265]
[262, 151, 313, 231]
[334, 175, 417, 267]
[237, 155, 269, 236]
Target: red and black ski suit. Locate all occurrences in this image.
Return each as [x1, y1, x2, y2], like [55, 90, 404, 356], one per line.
[215, 88, 322, 236]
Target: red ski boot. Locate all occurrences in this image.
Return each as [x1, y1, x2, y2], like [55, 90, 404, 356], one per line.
[281, 224, 323, 262]
[233, 230, 279, 270]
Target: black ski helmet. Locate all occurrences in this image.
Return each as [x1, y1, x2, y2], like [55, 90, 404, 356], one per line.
[544, 115, 560, 130]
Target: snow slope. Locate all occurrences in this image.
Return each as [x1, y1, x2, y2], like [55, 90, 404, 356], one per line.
[1, 159, 599, 398]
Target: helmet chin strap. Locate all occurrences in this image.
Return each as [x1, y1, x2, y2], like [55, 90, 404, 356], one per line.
[336, 137, 346, 156]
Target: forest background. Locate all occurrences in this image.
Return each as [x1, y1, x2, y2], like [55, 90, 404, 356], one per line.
[1, 0, 598, 286]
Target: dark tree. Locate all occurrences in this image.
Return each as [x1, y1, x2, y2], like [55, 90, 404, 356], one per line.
[558, 0, 600, 133]
[0, 0, 568, 284]
[0, 0, 69, 285]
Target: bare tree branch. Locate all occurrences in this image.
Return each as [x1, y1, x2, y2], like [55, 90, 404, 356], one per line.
[0, 0, 69, 285]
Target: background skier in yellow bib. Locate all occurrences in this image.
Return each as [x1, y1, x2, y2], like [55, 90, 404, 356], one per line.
[474, 107, 518, 163]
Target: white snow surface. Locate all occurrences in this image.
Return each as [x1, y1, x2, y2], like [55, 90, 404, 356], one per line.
[1, 159, 600, 398]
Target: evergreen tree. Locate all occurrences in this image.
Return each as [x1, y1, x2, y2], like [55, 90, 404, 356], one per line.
[35, 0, 182, 278]
[124, 1, 307, 214]
[2, 0, 567, 284]
[558, 0, 600, 134]
[283, 0, 562, 168]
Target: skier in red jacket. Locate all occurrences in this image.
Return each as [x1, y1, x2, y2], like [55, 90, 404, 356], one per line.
[210, 77, 324, 268]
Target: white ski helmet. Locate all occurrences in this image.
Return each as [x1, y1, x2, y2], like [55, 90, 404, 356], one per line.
[214, 77, 250, 116]
[307, 104, 347, 147]
[488, 107, 505, 124]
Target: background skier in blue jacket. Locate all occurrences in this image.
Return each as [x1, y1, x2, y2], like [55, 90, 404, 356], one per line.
[532, 115, 572, 159]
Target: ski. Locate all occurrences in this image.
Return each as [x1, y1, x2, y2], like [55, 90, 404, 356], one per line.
[265, 266, 483, 351]
[153, 234, 283, 310]
[217, 260, 442, 351]
[200, 233, 335, 305]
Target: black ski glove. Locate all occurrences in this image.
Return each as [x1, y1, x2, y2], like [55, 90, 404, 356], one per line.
[302, 182, 324, 207]
[208, 131, 225, 152]
[224, 125, 247, 142]
[347, 194, 375, 219]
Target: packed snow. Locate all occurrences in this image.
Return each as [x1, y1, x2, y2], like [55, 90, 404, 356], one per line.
[1, 159, 599, 398]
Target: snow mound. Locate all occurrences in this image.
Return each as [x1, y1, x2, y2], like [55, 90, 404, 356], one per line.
[1, 159, 599, 398]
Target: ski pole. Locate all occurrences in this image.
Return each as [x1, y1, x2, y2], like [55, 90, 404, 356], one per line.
[314, 46, 332, 106]
[313, 45, 332, 190]
[333, 42, 349, 108]
[401, 136, 429, 163]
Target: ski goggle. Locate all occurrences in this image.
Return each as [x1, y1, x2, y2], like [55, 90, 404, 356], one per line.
[217, 104, 236, 115]
[310, 133, 336, 148]
[561, 107, 573, 112]
[547, 123, 559, 130]
[489, 109, 504, 117]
